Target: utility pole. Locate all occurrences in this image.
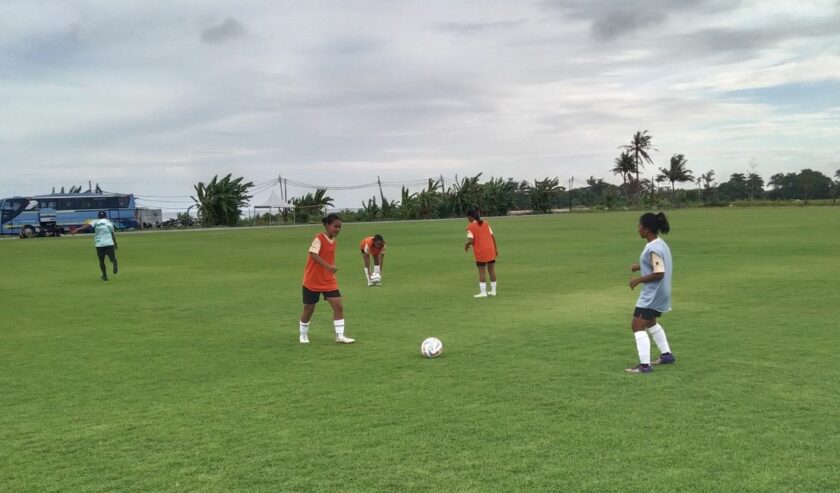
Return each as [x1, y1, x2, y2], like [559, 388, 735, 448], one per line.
[377, 175, 386, 205]
[569, 176, 574, 212]
[440, 174, 445, 191]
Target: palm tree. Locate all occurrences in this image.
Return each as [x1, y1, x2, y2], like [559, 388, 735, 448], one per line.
[611, 151, 635, 186]
[656, 154, 694, 202]
[417, 178, 442, 219]
[191, 174, 254, 226]
[620, 131, 658, 198]
[528, 177, 562, 213]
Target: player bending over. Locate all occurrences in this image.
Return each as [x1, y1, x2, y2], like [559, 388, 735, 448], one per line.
[360, 234, 386, 286]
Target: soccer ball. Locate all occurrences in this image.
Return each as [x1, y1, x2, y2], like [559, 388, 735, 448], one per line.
[420, 337, 443, 358]
[371, 273, 382, 284]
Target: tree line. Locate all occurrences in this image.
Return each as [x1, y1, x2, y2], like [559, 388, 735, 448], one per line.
[192, 133, 840, 225]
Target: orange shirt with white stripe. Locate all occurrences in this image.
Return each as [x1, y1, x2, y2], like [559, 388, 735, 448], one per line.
[303, 233, 339, 291]
[360, 236, 386, 256]
[467, 221, 496, 262]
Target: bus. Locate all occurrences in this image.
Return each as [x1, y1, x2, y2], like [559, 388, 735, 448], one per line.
[0, 192, 140, 237]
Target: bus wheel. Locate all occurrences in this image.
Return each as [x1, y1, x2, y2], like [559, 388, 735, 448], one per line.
[20, 226, 36, 239]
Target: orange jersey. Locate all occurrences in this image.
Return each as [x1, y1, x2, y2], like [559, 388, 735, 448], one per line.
[360, 236, 386, 256]
[467, 221, 496, 262]
[303, 233, 339, 291]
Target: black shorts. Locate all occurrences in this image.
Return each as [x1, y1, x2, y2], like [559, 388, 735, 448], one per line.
[634, 307, 662, 320]
[476, 260, 496, 267]
[302, 286, 341, 305]
[96, 245, 116, 260]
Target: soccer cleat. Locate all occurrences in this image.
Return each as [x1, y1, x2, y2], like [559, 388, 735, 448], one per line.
[101, 275, 109, 281]
[473, 292, 488, 298]
[625, 364, 652, 373]
[488, 292, 496, 297]
[299, 334, 309, 344]
[113, 265, 118, 274]
[652, 352, 676, 365]
[335, 335, 355, 344]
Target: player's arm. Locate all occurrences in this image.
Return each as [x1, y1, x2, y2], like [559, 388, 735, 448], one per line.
[310, 251, 337, 273]
[71, 224, 92, 234]
[378, 254, 384, 272]
[491, 234, 498, 256]
[628, 253, 665, 289]
[111, 227, 118, 249]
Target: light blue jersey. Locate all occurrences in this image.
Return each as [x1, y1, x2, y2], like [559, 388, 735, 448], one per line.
[636, 237, 672, 312]
[92, 218, 115, 247]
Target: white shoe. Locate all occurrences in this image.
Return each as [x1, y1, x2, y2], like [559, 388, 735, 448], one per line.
[300, 334, 309, 344]
[473, 292, 488, 298]
[335, 334, 355, 344]
[488, 292, 496, 297]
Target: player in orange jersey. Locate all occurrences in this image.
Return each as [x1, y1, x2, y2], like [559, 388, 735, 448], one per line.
[299, 213, 355, 344]
[464, 209, 498, 298]
[359, 234, 386, 286]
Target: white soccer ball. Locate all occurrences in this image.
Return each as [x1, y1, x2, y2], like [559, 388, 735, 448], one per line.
[420, 337, 443, 358]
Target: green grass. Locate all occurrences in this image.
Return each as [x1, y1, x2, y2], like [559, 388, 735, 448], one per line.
[2, 208, 839, 492]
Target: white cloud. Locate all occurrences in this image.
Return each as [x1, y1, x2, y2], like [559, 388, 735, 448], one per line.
[1, 0, 839, 207]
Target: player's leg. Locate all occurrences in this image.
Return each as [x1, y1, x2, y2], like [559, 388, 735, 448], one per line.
[362, 251, 372, 286]
[474, 263, 488, 298]
[326, 293, 354, 343]
[299, 287, 319, 343]
[625, 309, 657, 373]
[96, 247, 108, 281]
[107, 246, 118, 274]
[487, 261, 497, 296]
[648, 316, 675, 364]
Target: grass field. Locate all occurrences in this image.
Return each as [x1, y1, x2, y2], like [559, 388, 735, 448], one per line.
[2, 208, 839, 492]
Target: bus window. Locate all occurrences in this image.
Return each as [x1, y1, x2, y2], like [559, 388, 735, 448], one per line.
[118, 196, 131, 208]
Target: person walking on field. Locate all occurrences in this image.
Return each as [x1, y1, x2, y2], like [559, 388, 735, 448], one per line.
[360, 234, 386, 286]
[72, 211, 119, 281]
[299, 213, 355, 344]
[464, 209, 498, 298]
[625, 212, 676, 373]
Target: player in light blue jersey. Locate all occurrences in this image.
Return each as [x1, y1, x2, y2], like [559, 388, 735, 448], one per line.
[72, 211, 119, 281]
[625, 212, 675, 373]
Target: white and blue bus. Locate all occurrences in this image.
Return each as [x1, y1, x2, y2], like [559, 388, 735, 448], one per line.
[0, 192, 140, 237]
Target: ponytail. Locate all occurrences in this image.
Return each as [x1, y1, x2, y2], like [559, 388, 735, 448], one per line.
[656, 212, 670, 234]
[466, 209, 483, 225]
[640, 212, 670, 235]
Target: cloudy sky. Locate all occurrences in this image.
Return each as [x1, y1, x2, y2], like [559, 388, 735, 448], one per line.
[2, 0, 839, 210]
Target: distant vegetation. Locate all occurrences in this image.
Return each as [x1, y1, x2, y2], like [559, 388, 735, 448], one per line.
[209, 131, 840, 225]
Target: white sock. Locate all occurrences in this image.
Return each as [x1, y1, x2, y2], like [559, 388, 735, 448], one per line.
[299, 321, 309, 336]
[334, 319, 345, 336]
[479, 282, 487, 295]
[634, 331, 651, 365]
[647, 324, 671, 354]
[373, 265, 381, 275]
[490, 281, 497, 294]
